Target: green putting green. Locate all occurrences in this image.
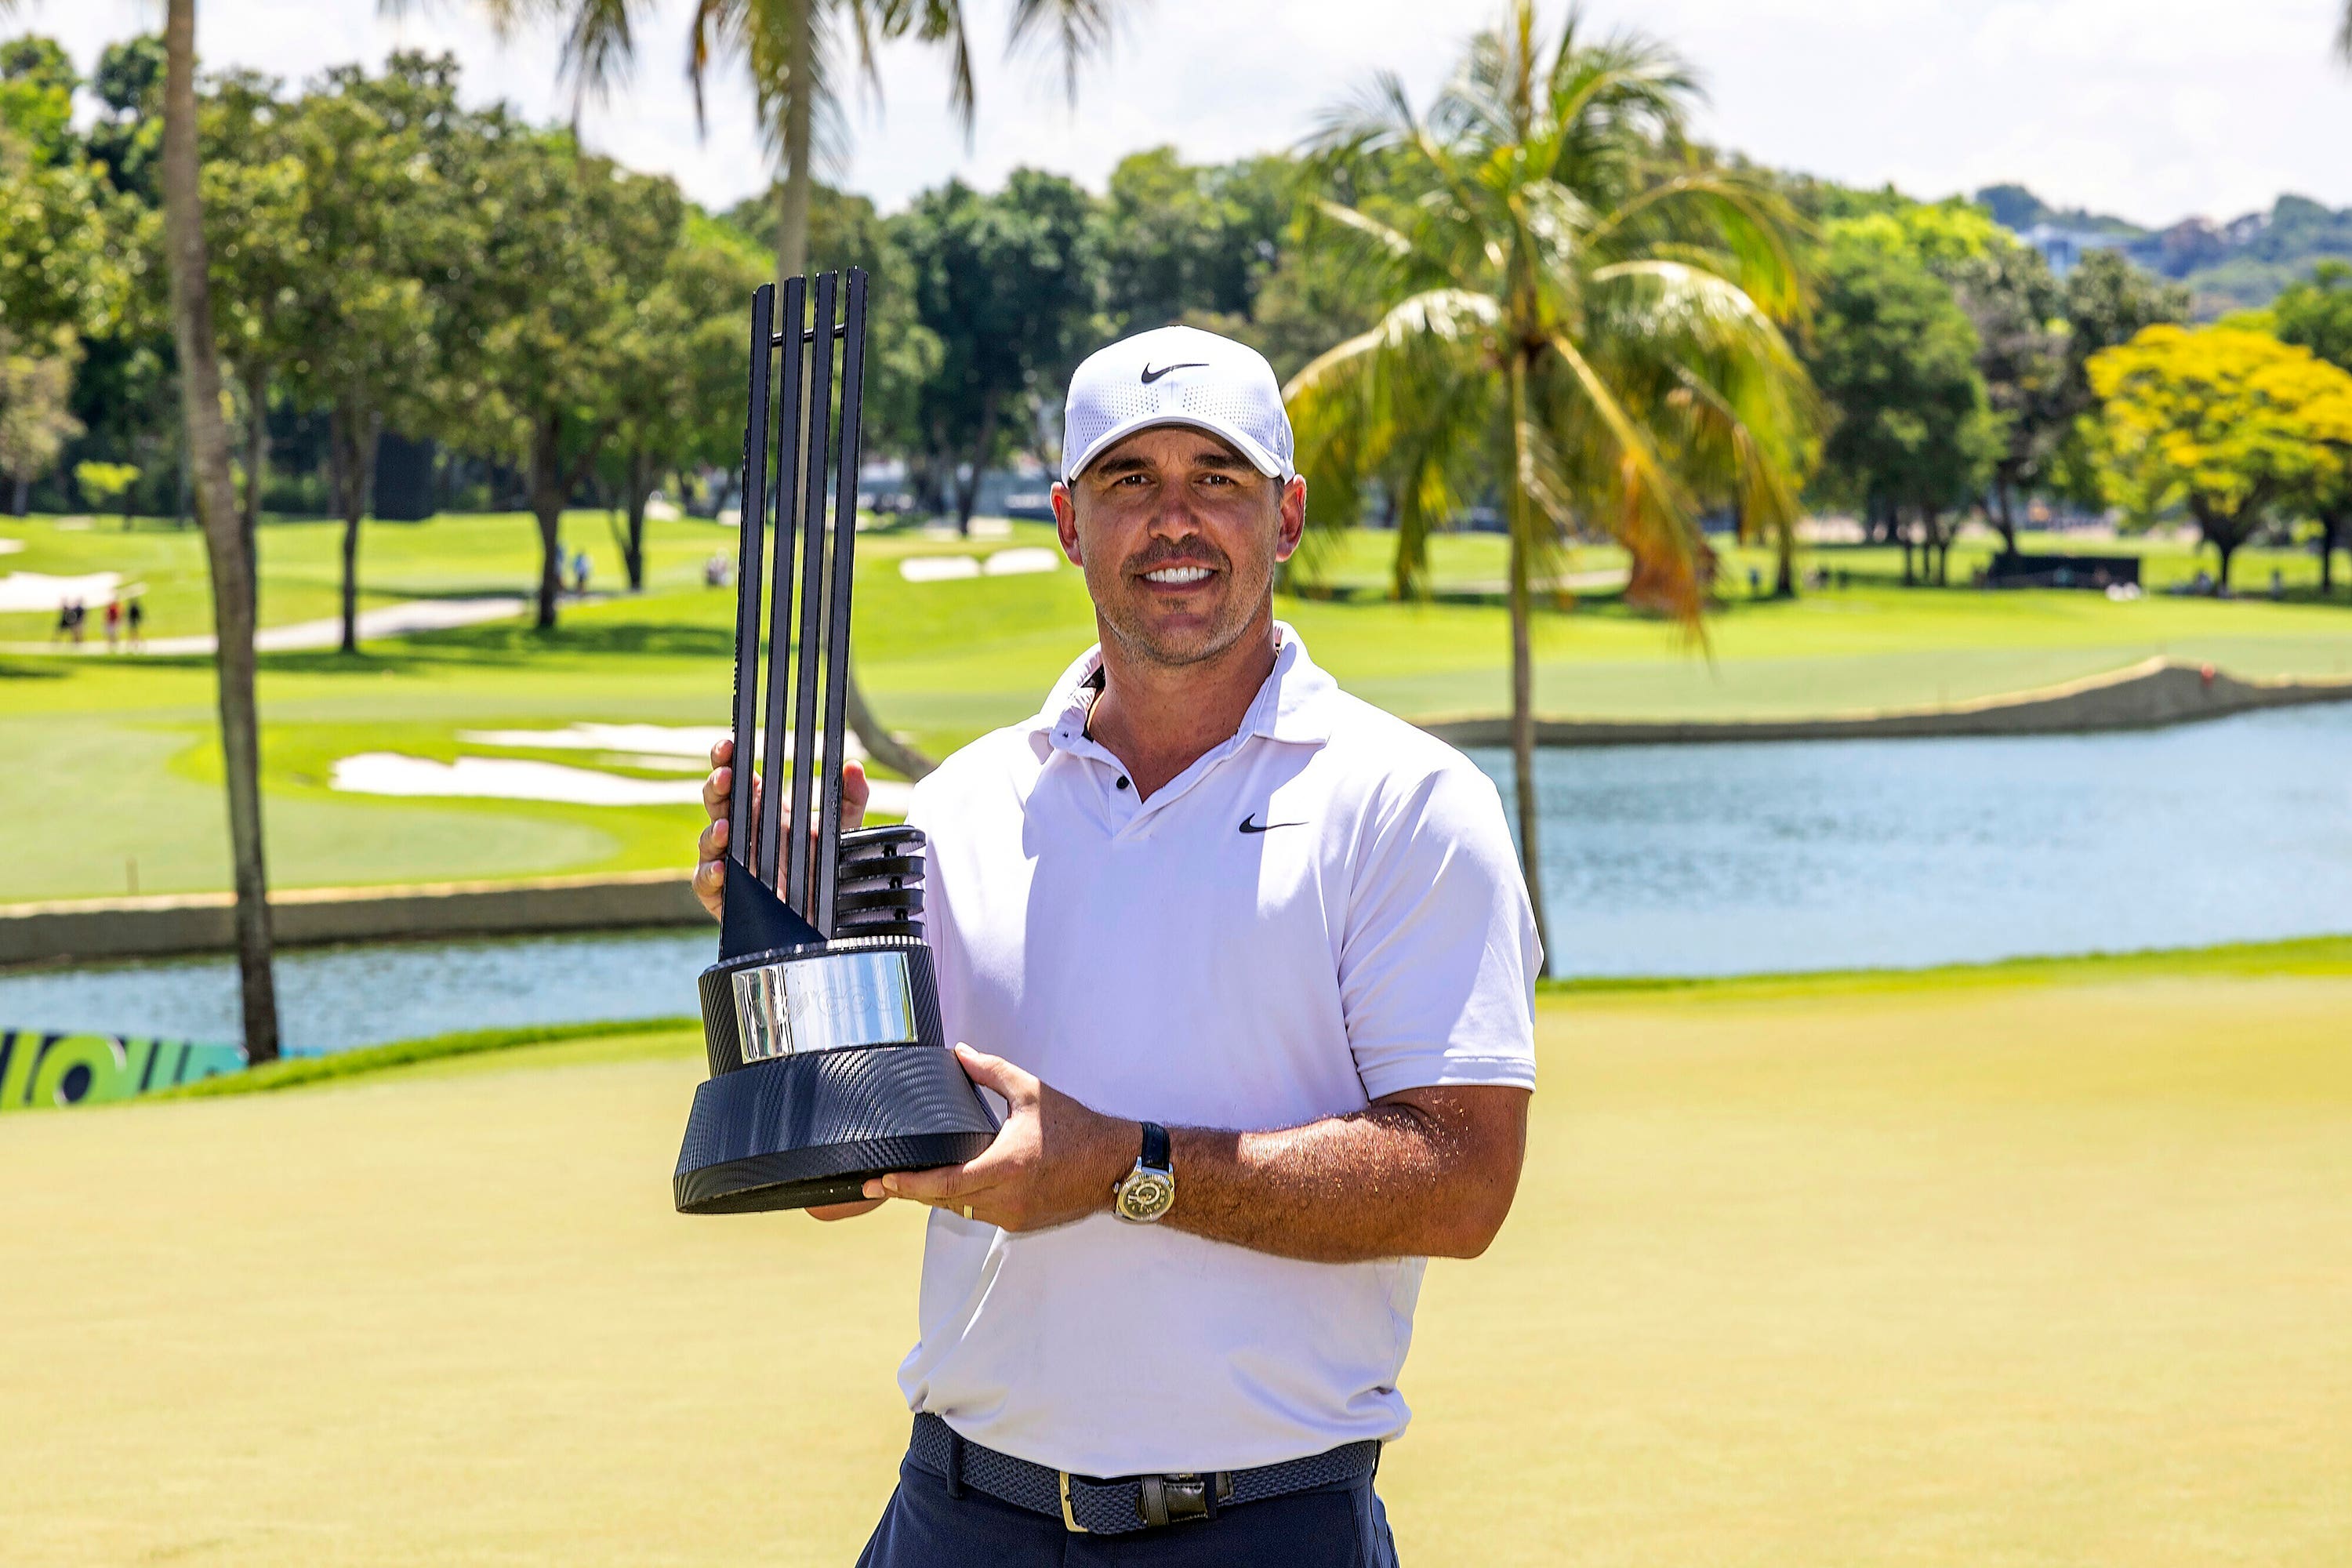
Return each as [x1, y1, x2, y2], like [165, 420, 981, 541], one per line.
[4, 949, 2347, 1565]
[4, 510, 2350, 902]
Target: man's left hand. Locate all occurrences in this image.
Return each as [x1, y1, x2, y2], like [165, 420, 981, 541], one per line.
[870, 1046, 1131, 1232]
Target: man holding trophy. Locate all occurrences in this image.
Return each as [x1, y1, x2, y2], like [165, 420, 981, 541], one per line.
[693, 321, 1538, 1565]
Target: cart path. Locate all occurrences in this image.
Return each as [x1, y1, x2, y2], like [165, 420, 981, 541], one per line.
[1, 593, 543, 655]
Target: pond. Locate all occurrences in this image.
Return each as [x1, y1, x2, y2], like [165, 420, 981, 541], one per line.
[3, 704, 2348, 1054]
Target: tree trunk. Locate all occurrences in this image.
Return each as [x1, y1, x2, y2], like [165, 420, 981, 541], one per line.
[332, 401, 373, 655]
[9, 475, 26, 517]
[2214, 536, 2236, 591]
[2321, 513, 2344, 596]
[1993, 481, 2018, 554]
[622, 445, 649, 591]
[241, 359, 266, 576]
[1504, 356, 1552, 977]
[531, 410, 566, 630]
[1772, 515, 1798, 598]
[1900, 510, 1915, 585]
[162, 0, 279, 1064]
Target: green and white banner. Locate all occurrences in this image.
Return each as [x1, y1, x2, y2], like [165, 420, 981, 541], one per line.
[0, 1030, 249, 1110]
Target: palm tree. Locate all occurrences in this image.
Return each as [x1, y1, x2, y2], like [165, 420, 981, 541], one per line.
[401, 0, 1120, 781]
[161, 0, 283, 1059]
[1286, 2, 1817, 971]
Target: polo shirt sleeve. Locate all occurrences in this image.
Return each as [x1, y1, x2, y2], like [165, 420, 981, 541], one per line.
[1338, 756, 1541, 1099]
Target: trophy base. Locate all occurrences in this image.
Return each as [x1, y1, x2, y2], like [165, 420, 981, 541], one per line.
[673, 1044, 998, 1215]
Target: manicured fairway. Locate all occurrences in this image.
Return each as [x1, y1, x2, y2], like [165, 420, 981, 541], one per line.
[7, 510, 2352, 901]
[6, 948, 2348, 1566]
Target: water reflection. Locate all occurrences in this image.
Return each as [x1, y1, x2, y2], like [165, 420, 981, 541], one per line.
[3, 705, 2347, 1051]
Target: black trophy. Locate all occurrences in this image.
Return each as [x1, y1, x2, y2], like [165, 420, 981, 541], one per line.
[673, 269, 998, 1215]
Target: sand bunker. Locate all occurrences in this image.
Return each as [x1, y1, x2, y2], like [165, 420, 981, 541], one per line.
[898, 546, 1058, 583]
[458, 722, 869, 764]
[0, 571, 123, 612]
[333, 752, 913, 814]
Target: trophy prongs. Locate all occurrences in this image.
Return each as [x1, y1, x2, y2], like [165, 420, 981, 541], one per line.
[814, 267, 869, 935]
[786, 270, 839, 924]
[726, 283, 775, 877]
[756, 274, 809, 891]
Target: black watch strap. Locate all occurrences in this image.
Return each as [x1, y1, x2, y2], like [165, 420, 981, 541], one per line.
[1139, 1120, 1171, 1174]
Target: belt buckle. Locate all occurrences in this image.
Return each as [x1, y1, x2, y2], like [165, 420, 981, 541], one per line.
[1138, 1471, 1231, 1528]
[1058, 1471, 1087, 1534]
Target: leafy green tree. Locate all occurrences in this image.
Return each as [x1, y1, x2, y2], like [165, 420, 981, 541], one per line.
[1807, 234, 1998, 583]
[603, 211, 767, 590]
[198, 68, 304, 558]
[2047, 249, 2190, 509]
[2087, 325, 2352, 589]
[0, 35, 78, 163]
[722, 181, 942, 466]
[0, 325, 82, 513]
[74, 458, 140, 520]
[2273, 261, 2352, 590]
[1101, 147, 1294, 334]
[268, 58, 466, 652]
[441, 121, 682, 627]
[1, 103, 125, 514]
[87, 34, 168, 206]
[1951, 243, 2067, 551]
[896, 169, 1105, 533]
[1287, 4, 1817, 966]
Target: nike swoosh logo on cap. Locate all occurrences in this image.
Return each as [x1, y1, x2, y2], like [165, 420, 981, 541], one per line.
[1140, 361, 1208, 384]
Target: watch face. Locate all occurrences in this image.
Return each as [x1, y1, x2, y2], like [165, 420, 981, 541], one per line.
[1116, 1169, 1175, 1223]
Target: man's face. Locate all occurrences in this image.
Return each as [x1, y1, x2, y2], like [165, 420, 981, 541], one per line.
[1052, 426, 1306, 669]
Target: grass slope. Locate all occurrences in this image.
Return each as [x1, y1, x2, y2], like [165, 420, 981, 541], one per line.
[5, 511, 2351, 902]
[5, 961, 2347, 1566]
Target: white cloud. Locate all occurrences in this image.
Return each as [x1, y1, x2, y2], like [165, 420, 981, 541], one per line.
[11, 0, 2352, 225]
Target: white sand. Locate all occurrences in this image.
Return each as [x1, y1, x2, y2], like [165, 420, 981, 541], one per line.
[0, 571, 122, 612]
[983, 546, 1061, 576]
[899, 546, 1059, 584]
[898, 555, 979, 583]
[0, 538, 24, 556]
[457, 721, 869, 764]
[332, 752, 913, 814]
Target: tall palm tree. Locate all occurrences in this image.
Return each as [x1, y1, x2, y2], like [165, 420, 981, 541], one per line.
[161, 0, 283, 1059]
[1287, 2, 1817, 971]
[404, 0, 1120, 781]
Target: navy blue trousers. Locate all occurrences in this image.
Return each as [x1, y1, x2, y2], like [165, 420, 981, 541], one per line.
[854, 1454, 1401, 1567]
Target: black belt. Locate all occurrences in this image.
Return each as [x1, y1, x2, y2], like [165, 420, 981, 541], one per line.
[906, 1414, 1380, 1535]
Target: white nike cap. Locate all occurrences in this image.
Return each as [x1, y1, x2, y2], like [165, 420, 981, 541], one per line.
[1060, 325, 1295, 485]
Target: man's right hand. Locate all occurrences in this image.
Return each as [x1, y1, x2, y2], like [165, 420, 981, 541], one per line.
[693, 735, 872, 920]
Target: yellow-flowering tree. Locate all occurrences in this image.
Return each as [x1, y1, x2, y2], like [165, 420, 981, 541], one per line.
[2086, 325, 2352, 588]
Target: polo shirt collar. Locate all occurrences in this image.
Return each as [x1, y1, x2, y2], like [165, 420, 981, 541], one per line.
[1036, 622, 1338, 754]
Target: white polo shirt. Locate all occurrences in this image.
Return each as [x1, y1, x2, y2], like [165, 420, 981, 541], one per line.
[897, 626, 1540, 1475]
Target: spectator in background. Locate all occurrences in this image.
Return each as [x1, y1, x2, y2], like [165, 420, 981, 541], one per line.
[104, 597, 122, 652]
[572, 548, 593, 597]
[127, 596, 145, 652]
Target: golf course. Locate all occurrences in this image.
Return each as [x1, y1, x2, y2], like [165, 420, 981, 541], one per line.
[7, 509, 2352, 905]
[6, 941, 2348, 1566]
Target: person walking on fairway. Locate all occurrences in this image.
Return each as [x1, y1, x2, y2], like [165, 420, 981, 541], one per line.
[697, 327, 1537, 1566]
[126, 594, 144, 652]
[103, 597, 122, 652]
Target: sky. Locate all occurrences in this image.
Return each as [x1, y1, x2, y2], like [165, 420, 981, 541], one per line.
[13, 0, 2352, 227]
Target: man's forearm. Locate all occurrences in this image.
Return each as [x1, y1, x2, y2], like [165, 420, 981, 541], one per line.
[1163, 1087, 1528, 1263]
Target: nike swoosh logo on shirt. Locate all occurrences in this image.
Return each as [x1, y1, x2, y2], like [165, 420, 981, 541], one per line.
[1239, 814, 1305, 834]
[1140, 361, 1208, 384]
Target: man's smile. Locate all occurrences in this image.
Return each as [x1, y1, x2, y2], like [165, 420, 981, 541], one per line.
[1140, 564, 1216, 586]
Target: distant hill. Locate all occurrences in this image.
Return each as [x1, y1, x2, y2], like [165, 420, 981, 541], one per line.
[1975, 183, 2352, 316]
